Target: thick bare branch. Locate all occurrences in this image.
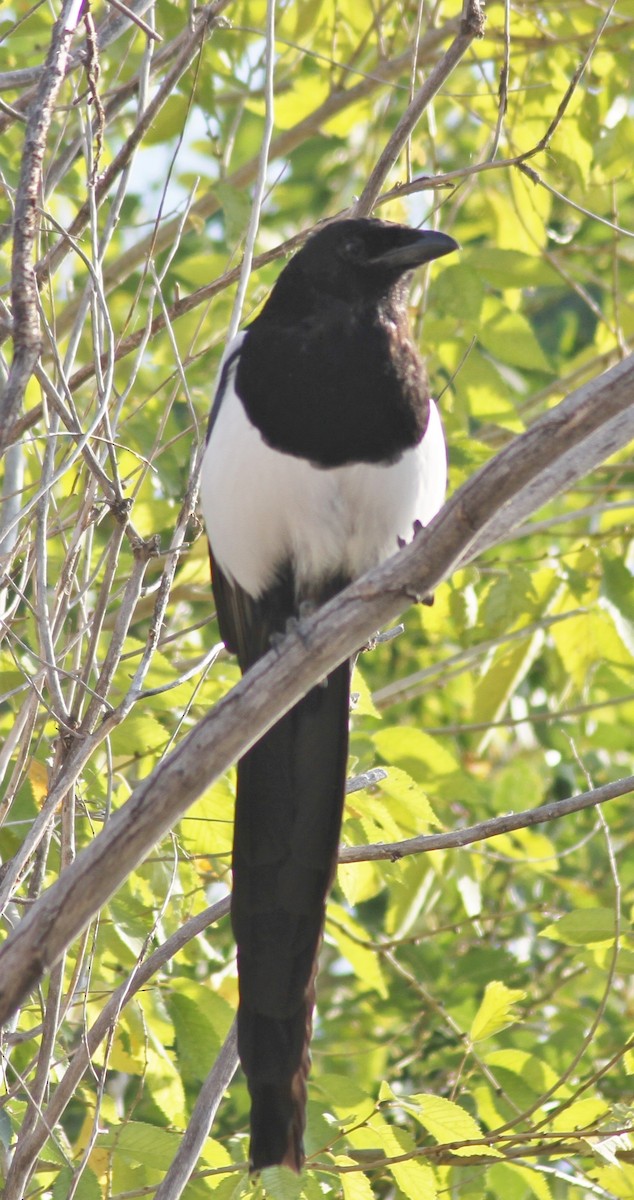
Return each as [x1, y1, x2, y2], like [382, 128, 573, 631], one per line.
[0, 353, 632, 1026]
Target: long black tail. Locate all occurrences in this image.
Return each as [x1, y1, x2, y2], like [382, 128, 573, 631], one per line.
[231, 659, 352, 1172]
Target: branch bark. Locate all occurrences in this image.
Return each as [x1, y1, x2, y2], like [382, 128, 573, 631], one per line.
[340, 774, 634, 862]
[0, 353, 633, 1026]
[0, 0, 85, 456]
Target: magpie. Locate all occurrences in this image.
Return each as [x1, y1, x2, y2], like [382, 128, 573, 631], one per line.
[199, 217, 458, 1172]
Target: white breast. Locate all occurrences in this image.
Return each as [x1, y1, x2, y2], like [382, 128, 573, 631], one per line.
[200, 341, 447, 601]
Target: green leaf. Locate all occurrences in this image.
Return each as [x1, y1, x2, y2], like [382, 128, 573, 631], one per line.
[464, 248, 560, 288]
[492, 763, 546, 818]
[488, 1161, 553, 1200]
[375, 767, 440, 833]
[339, 1161, 377, 1200]
[479, 310, 552, 372]
[373, 727, 459, 783]
[316, 1073, 375, 1119]
[215, 182, 253, 244]
[549, 1098, 608, 1131]
[409, 1093, 502, 1158]
[351, 661, 381, 719]
[259, 1165, 303, 1200]
[338, 856, 383, 906]
[108, 712, 168, 760]
[168, 982, 234, 1084]
[540, 908, 617, 946]
[99, 1121, 182, 1169]
[484, 1049, 561, 1096]
[600, 555, 634, 655]
[480, 568, 537, 635]
[327, 903, 388, 998]
[52, 1166, 102, 1200]
[379, 1124, 437, 1200]
[469, 982, 526, 1042]
[472, 635, 540, 728]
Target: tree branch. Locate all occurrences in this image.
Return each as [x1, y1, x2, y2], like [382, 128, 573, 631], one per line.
[354, 0, 486, 217]
[340, 774, 634, 863]
[0, 0, 85, 456]
[42, 19, 460, 327]
[0, 353, 633, 1025]
[154, 1023, 239, 1200]
[1, 898, 231, 1194]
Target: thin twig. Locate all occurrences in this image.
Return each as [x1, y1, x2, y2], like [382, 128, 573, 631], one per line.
[339, 775, 634, 863]
[226, 0, 276, 342]
[354, 0, 485, 217]
[105, 0, 163, 42]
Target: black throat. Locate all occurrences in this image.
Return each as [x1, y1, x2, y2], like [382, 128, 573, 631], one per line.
[235, 284, 431, 469]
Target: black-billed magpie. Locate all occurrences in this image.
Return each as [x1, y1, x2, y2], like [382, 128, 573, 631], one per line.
[200, 218, 458, 1172]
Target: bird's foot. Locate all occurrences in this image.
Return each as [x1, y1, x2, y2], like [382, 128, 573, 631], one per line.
[404, 589, 435, 606]
[360, 623, 405, 653]
[270, 603, 315, 652]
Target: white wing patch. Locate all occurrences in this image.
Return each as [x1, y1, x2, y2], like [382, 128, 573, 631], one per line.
[200, 361, 446, 601]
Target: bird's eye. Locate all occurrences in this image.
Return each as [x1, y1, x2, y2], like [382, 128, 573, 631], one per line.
[341, 236, 364, 262]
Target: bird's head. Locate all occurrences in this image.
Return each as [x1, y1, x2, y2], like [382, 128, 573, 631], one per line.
[268, 217, 458, 311]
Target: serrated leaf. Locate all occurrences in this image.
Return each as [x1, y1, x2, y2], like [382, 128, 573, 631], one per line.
[410, 1093, 501, 1158]
[551, 609, 631, 689]
[472, 635, 541, 729]
[480, 568, 537, 635]
[338, 858, 382, 906]
[98, 1121, 182, 1169]
[168, 983, 233, 1084]
[351, 661, 381, 719]
[339, 1160, 376, 1200]
[491, 763, 545, 817]
[375, 767, 440, 833]
[316, 1073, 375, 1117]
[259, 1164, 303, 1200]
[108, 712, 167, 759]
[379, 1123, 437, 1200]
[469, 981, 526, 1042]
[479, 310, 552, 372]
[465, 248, 560, 288]
[484, 1049, 561, 1094]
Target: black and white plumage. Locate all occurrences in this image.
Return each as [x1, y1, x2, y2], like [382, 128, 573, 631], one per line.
[199, 217, 457, 1172]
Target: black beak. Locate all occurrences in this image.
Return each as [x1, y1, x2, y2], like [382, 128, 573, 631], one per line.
[369, 228, 459, 270]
